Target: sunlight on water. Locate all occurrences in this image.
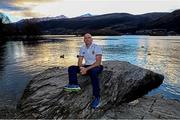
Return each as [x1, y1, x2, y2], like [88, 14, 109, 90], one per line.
[0, 35, 180, 107]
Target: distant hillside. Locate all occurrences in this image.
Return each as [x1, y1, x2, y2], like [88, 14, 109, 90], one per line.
[17, 15, 68, 23]
[12, 10, 180, 35]
[145, 9, 180, 33]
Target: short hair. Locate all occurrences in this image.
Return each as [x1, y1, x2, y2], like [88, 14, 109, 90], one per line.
[84, 33, 92, 37]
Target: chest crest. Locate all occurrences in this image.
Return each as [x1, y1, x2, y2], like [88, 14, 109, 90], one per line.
[92, 50, 95, 55]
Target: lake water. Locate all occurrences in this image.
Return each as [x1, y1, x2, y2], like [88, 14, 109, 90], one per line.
[0, 35, 180, 107]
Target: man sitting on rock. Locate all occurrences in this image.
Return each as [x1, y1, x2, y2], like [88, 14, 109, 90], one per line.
[64, 33, 103, 109]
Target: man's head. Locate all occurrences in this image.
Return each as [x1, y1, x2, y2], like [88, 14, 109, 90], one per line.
[84, 33, 93, 47]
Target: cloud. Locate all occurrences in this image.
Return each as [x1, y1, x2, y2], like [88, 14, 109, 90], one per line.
[0, 5, 29, 11]
[0, 0, 29, 11]
[21, 10, 43, 18]
[0, 0, 58, 11]
[0, 0, 59, 19]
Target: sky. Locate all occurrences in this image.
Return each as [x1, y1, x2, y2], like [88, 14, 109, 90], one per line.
[0, 0, 180, 22]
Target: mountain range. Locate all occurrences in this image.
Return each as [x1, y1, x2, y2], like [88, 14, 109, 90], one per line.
[13, 10, 180, 35]
[17, 15, 68, 23]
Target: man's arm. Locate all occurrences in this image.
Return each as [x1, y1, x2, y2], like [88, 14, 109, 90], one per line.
[78, 56, 83, 67]
[80, 55, 102, 75]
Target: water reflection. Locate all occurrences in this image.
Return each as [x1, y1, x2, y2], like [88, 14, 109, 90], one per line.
[0, 41, 6, 80]
[0, 35, 180, 107]
[97, 35, 180, 100]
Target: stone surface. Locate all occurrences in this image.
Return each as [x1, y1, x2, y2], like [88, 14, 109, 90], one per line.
[102, 95, 180, 119]
[17, 61, 164, 119]
[0, 106, 17, 119]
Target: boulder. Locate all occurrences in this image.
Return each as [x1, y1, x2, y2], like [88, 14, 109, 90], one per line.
[17, 61, 164, 119]
[102, 95, 180, 119]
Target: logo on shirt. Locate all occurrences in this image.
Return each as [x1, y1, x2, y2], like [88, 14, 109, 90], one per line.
[83, 52, 85, 54]
[92, 51, 95, 55]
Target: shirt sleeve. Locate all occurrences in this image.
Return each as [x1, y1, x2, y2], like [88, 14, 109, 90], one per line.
[79, 47, 84, 56]
[95, 45, 102, 55]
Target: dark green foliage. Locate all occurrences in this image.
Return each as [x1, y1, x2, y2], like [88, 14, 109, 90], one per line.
[21, 20, 42, 36]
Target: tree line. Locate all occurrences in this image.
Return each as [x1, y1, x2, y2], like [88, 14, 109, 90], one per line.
[0, 13, 41, 38]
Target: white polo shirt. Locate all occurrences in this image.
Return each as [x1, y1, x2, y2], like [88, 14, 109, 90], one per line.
[79, 43, 102, 65]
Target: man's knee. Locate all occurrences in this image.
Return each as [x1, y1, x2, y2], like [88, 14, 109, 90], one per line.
[89, 67, 99, 76]
[68, 65, 78, 73]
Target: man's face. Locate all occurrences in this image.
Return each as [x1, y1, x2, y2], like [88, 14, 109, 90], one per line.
[84, 34, 93, 46]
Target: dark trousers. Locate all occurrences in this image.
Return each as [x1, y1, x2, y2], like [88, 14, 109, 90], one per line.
[68, 65, 103, 97]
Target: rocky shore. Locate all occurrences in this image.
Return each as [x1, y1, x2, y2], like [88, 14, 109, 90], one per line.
[0, 106, 17, 119]
[1, 95, 180, 119]
[103, 95, 180, 119]
[1, 61, 179, 119]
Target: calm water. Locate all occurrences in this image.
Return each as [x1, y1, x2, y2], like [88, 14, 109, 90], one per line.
[0, 35, 180, 107]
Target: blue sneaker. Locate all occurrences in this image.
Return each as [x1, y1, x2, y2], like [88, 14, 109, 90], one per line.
[91, 97, 100, 109]
[64, 84, 81, 92]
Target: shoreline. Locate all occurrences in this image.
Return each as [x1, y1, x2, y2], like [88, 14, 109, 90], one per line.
[1, 34, 180, 42]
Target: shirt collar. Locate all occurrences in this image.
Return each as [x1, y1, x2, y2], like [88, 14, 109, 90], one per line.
[84, 43, 94, 49]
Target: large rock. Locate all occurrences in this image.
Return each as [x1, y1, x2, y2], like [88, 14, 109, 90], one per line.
[17, 61, 164, 119]
[102, 95, 180, 119]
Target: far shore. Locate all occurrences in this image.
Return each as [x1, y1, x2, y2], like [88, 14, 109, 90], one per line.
[0, 34, 179, 42]
[4, 34, 180, 37]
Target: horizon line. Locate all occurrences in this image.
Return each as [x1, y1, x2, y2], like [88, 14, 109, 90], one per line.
[9, 10, 177, 23]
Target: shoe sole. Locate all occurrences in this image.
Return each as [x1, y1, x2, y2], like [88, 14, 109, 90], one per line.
[91, 102, 101, 109]
[64, 88, 81, 92]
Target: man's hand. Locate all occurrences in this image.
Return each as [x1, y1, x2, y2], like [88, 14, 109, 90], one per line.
[80, 67, 88, 75]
